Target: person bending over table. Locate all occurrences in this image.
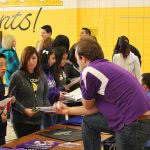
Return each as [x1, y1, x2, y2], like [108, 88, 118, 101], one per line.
[53, 39, 150, 150]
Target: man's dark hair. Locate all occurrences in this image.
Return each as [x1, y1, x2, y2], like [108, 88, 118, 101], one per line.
[76, 39, 104, 61]
[0, 53, 6, 59]
[82, 28, 91, 35]
[142, 73, 150, 89]
[41, 25, 52, 33]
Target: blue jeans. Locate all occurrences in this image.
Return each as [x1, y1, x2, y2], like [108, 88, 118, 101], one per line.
[82, 112, 113, 150]
[82, 112, 150, 150]
[116, 119, 150, 150]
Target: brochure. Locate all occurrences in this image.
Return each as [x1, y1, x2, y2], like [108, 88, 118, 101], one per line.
[64, 88, 82, 102]
[16, 139, 59, 150]
[36, 106, 55, 113]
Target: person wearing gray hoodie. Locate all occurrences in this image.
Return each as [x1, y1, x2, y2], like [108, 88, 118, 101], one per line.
[9, 46, 50, 138]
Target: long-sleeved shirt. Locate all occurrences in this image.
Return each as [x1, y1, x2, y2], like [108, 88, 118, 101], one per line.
[113, 52, 141, 82]
[64, 61, 80, 79]
[9, 70, 50, 124]
[47, 72, 60, 105]
[0, 77, 7, 137]
[64, 61, 80, 91]
[113, 44, 142, 65]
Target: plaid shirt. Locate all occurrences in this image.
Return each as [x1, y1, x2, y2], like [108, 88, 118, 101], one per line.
[0, 47, 19, 86]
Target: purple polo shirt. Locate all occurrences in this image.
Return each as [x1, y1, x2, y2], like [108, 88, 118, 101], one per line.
[80, 59, 150, 131]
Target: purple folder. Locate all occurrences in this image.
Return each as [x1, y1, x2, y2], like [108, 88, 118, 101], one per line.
[16, 139, 59, 150]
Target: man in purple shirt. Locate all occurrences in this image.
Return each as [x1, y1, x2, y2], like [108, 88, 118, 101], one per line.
[53, 39, 150, 150]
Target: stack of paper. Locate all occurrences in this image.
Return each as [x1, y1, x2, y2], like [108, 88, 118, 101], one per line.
[64, 88, 82, 102]
[36, 106, 55, 113]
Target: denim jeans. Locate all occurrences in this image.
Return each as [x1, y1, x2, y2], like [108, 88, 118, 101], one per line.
[82, 112, 150, 150]
[116, 119, 150, 150]
[82, 112, 113, 150]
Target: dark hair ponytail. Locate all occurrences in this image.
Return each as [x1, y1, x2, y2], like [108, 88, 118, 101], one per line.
[119, 37, 130, 58]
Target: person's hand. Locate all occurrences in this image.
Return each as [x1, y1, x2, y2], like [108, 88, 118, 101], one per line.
[59, 91, 66, 100]
[10, 96, 16, 103]
[53, 101, 68, 115]
[64, 85, 70, 91]
[1, 110, 7, 123]
[0, 105, 5, 110]
[24, 108, 37, 117]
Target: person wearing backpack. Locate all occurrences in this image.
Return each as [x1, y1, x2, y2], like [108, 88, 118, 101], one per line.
[0, 34, 19, 86]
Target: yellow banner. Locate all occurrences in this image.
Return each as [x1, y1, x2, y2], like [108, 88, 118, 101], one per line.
[0, 0, 63, 7]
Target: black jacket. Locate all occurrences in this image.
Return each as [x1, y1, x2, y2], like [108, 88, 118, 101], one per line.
[9, 70, 50, 124]
[0, 77, 7, 137]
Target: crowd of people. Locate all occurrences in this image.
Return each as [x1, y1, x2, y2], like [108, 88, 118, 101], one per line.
[0, 25, 150, 150]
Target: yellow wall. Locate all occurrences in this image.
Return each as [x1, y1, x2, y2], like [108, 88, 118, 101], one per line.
[0, 8, 78, 57]
[78, 7, 150, 72]
[0, 4, 150, 72]
[0, 0, 63, 7]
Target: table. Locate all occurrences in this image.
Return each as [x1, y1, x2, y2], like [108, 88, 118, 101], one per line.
[3, 124, 112, 150]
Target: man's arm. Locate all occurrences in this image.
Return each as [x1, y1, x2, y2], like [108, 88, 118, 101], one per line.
[53, 101, 98, 116]
[67, 105, 98, 115]
[82, 98, 95, 110]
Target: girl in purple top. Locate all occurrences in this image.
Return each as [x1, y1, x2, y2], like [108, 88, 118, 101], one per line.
[46, 49, 65, 105]
[43, 48, 66, 127]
